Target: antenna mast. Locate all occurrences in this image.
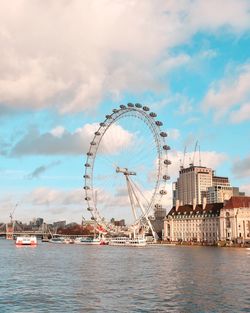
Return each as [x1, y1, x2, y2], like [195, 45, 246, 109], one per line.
[199, 144, 201, 166]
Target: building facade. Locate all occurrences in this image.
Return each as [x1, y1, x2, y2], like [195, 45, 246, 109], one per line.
[164, 202, 222, 243]
[220, 197, 250, 243]
[175, 166, 213, 205]
[173, 165, 243, 206]
[164, 196, 250, 244]
[207, 185, 233, 204]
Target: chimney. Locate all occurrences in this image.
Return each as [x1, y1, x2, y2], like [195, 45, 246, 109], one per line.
[193, 198, 196, 211]
[176, 199, 180, 211]
[202, 197, 207, 210]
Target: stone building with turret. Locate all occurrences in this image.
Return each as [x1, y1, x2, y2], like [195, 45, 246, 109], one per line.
[164, 196, 250, 244]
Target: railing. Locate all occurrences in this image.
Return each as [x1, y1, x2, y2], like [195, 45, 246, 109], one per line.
[0, 230, 49, 236]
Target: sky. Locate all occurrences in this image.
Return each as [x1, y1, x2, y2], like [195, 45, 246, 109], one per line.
[0, 0, 250, 224]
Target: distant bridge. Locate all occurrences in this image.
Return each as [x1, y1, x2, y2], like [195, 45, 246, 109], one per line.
[0, 230, 46, 237]
[0, 221, 51, 239]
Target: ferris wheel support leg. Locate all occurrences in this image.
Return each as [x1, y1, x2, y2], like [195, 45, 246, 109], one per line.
[127, 177, 159, 242]
[125, 176, 138, 222]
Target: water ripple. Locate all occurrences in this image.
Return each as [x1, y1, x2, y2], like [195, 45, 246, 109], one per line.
[0, 242, 249, 312]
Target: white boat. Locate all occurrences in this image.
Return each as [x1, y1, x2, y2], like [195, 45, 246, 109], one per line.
[49, 237, 65, 244]
[109, 236, 147, 247]
[15, 236, 37, 246]
[128, 237, 147, 247]
[109, 237, 128, 246]
[64, 238, 74, 244]
[74, 236, 107, 245]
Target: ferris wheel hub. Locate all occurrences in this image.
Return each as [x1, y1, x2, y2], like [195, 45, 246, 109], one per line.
[116, 166, 136, 176]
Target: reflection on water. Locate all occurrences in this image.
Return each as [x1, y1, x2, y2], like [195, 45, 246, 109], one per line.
[0, 241, 249, 313]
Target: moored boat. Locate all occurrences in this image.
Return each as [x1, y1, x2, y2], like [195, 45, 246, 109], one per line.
[15, 236, 37, 246]
[74, 236, 107, 245]
[49, 237, 65, 244]
[109, 236, 147, 247]
[64, 238, 74, 244]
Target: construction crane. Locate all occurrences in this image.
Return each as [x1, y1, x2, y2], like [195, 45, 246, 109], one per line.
[192, 141, 198, 166]
[198, 144, 202, 166]
[9, 203, 18, 224]
[180, 146, 187, 169]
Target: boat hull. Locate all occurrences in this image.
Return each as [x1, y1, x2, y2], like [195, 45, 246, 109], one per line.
[74, 237, 106, 245]
[49, 237, 66, 244]
[109, 237, 147, 247]
[15, 236, 37, 246]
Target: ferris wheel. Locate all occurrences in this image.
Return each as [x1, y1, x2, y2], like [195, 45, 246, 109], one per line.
[83, 103, 171, 240]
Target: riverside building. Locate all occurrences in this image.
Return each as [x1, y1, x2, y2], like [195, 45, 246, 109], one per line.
[173, 165, 244, 206]
[164, 196, 250, 244]
[173, 165, 213, 206]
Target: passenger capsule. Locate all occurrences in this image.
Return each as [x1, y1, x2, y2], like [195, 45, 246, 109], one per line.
[95, 131, 101, 136]
[127, 103, 134, 107]
[83, 186, 90, 190]
[120, 105, 126, 109]
[143, 106, 150, 111]
[155, 204, 162, 209]
[135, 103, 142, 108]
[91, 216, 95, 220]
[155, 121, 163, 126]
[160, 132, 168, 137]
[85, 197, 91, 201]
[105, 114, 112, 119]
[100, 122, 106, 127]
[87, 207, 93, 211]
[160, 190, 167, 195]
[164, 159, 171, 165]
[149, 112, 157, 118]
[87, 152, 93, 156]
[85, 163, 91, 167]
[163, 145, 170, 150]
[163, 175, 170, 180]
[90, 141, 96, 146]
[83, 175, 90, 179]
[113, 109, 118, 113]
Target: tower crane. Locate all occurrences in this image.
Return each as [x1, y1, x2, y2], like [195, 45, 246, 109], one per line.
[181, 146, 187, 169]
[192, 141, 198, 166]
[9, 203, 18, 224]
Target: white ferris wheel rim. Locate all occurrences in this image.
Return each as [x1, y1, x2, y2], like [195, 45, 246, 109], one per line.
[83, 103, 171, 230]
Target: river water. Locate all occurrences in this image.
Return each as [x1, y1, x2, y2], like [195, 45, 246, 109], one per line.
[0, 240, 249, 313]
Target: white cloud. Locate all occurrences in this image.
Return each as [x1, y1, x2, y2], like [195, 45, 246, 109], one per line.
[187, 0, 250, 32]
[0, 187, 84, 223]
[230, 102, 250, 124]
[240, 184, 250, 196]
[202, 63, 250, 120]
[10, 123, 134, 156]
[200, 49, 218, 59]
[0, 1, 249, 113]
[167, 129, 181, 140]
[0, 187, 87, 223]
[50, 126, 65, 138]
[168, 150, 228, 180]
[232, 155, 250, 178]
[174, 94, 193, 115]
[184, 117, 200, 125]
[160, 54, 191, 72]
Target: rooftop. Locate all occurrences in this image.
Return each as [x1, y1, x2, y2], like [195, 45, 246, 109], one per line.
[223, 196, 250, 209]
[168, 202, 223, 216]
